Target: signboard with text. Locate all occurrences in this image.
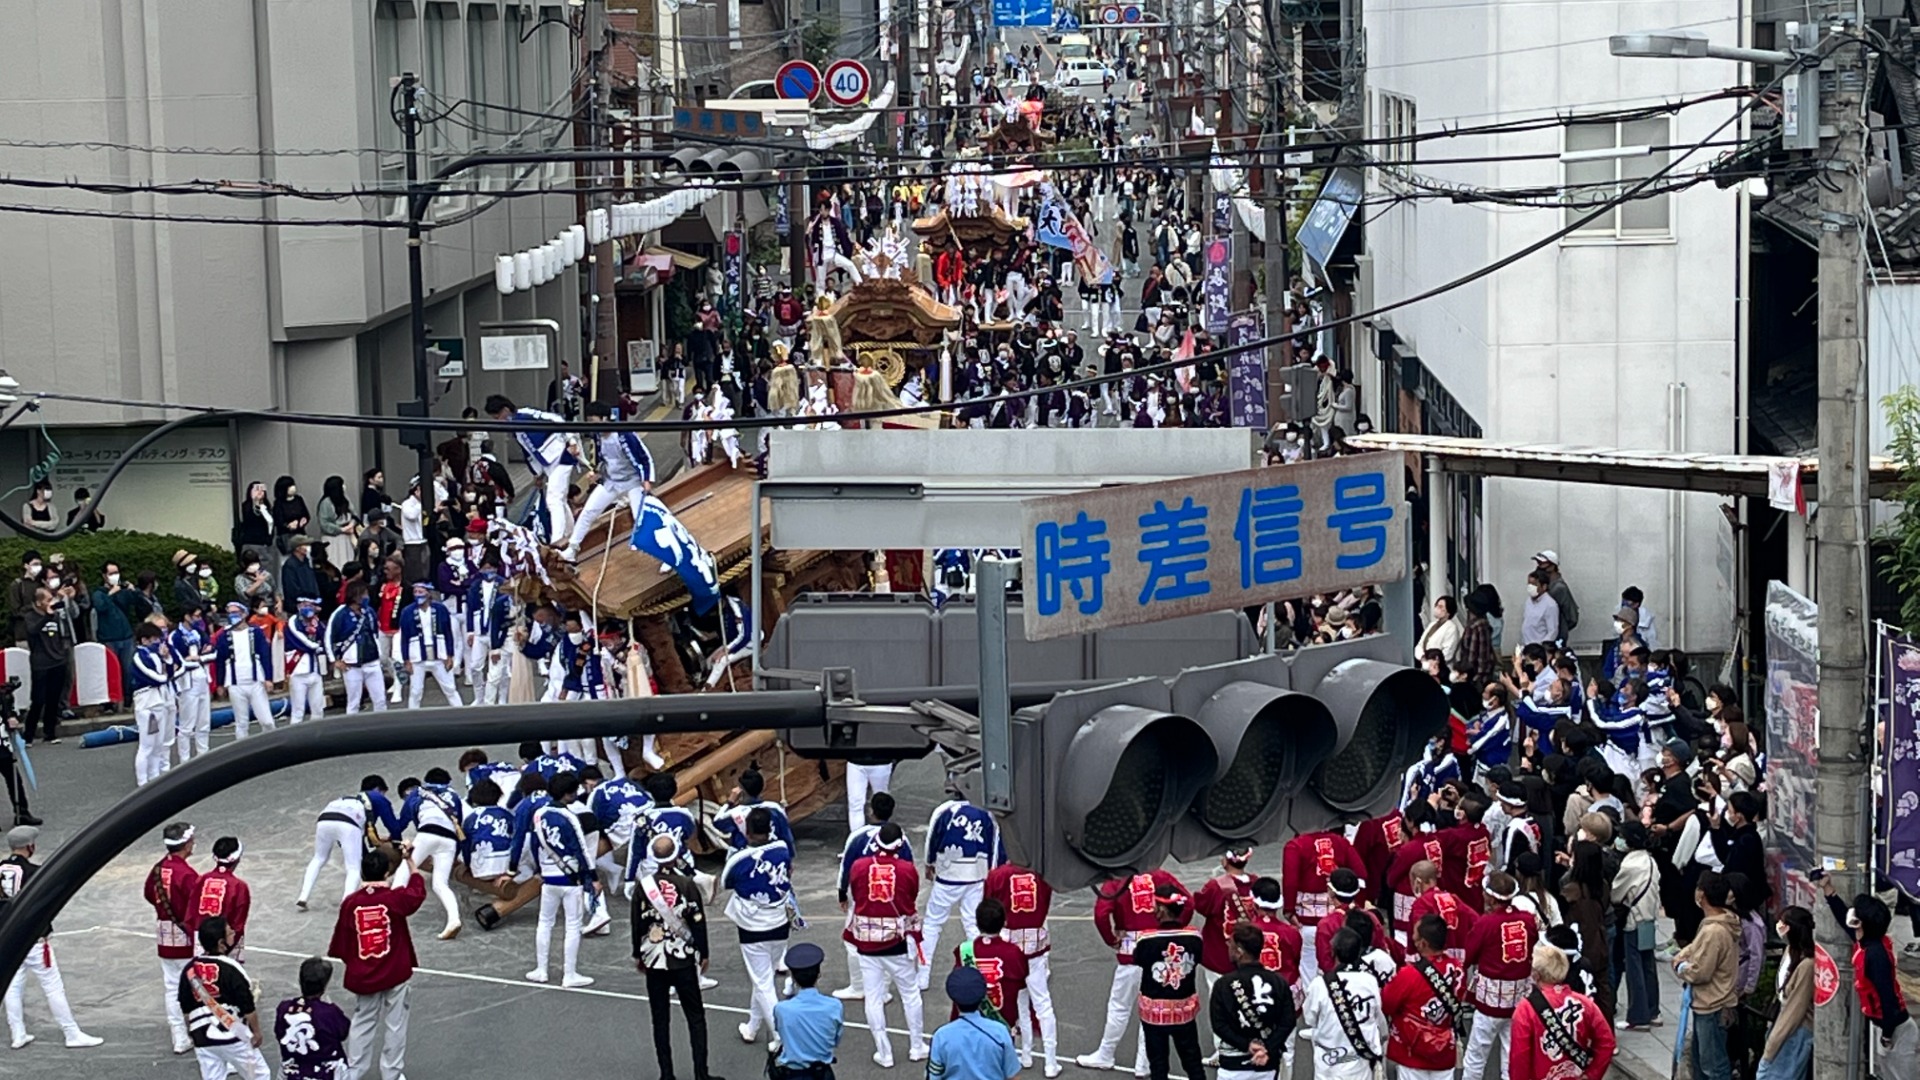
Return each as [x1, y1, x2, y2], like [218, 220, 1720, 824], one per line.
[994, 0, 1054, 27]
[1021, 453, 1405, 640]
[1226, 311, 1268, 429]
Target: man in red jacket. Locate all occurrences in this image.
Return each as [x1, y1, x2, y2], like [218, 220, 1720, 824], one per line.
[1508, 941, 1614, 1080]
[1352, 806, 1409, 905]
[328, 846, 425, 1080]
[1405, 859, 1477, 964]
[1460, 871, 1539, 1080]
[1077, 869, 1190, 1074]
[1382, 914, 1468, 1080]
[1313, 869, 1399, 976]
[845, 821, 926, 1067]
[950, 898, 1028, 1025]
[984, 861, 1059, 1076]
[143, 821, 200, 1054]
[1384, 802, 1448, 944]
[1436, 790, 1494, 912]
[194, 837, 252, 963]
[1191, 846, 1257, 992]
[1280, 827, 1365, 985]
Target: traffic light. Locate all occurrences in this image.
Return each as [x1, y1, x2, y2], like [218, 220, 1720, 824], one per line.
[1165, 654, 1337, 862]
[1004, 679, 1219, 889]
[998, 636, 1447, 890]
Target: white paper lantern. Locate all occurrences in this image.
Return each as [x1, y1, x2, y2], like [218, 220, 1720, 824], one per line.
[587, 207, 610, 244]
[568, 224, 586, 261]
[513, 251, 533, 291]
[495, 254, 516, 294]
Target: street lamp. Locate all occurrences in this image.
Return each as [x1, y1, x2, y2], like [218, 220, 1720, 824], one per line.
[1609, 23, 1819, 151]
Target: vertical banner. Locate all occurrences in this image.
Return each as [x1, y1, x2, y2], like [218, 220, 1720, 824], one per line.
[1882, 627, 1920, 897]
[1226, 311, 1268, 429]
[724, 230, 745, 315]
[1212, 190, 1232, 235]
[1764, 581, 1821, 911]
[773, 184, 790, 238]
[1202, 236, 1233, 335]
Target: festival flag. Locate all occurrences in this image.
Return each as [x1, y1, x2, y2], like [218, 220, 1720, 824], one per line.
[629, 494, 722, 615]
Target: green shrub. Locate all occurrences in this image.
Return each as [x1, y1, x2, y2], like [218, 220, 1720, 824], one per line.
[0, 530, 238, 625]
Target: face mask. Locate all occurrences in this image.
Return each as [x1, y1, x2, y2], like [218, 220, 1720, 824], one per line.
[246, 564, 261, 575]
[1707, 696, 1720, 713]
[298, 607, 317, 619]
[1527, 584, 1540, 598]
[200, 567, 214, 579]
[228, 613, 244, 625]
[1614, 621, 1629, 635]
[23, 563, 40, 577]
[568, 631, 586, 645]
[107, 573, 121, 586]
[449, 551, 466, 563]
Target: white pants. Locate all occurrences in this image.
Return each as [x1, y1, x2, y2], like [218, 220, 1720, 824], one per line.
[342, 662, 387, 714]
[739, 939, 784, 1038]
[918, 880, 982, 985]
[288, 671, 326, 723]
[134, 688, 174, 787]
[175, 677, 211, 760]
[1016, 951, 1059, 1068]
[383, 633, 403, 701]
[1396, 1069, 1455, 1080]
[1461, 1011, 1512, 1080]
[5, 939, 82, 1043]
[479, 649, 511, 705]
[846, 763, 893, 832]
[858, 952, 926, 1063]
[346, 982, 409, 1080]
[1218, 1071, 1277, 1080]
[195, 1041, 271, 1080]
[463, 633, 486, 685]
[568, 478, 645, 551]
[1298, 924, 1320, 987]
[411, 833, 461, 934]
[1089, 962, 1148, 1070]
[159, 956, 190, 1050]
[407, 660, 464, 709]
[228, 681, 274, 738]
[533, 884, 585, 979]
[541, 466, 574, 543]
[298, 820, 366, 904]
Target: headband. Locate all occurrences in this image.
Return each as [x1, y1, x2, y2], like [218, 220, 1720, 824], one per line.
[1223, 846, 1254, 866]
[1157, 892, 1189, 908]
[1331, 877, 1366, 900]
[216, 841, 244, 865]
[1251, 894, 1285, 911]
[875, 833, 905, 851]
[165, 826, 195, 848]
[1484, 878, 1518, 901]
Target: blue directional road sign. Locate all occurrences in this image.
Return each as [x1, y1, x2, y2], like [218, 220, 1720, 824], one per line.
[994, 0, 1055, 28]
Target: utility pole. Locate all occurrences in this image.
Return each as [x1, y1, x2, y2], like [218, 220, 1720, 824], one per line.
[584, 0, 621, 404]
[399, 72, 437, 497]
[1261, 0, 1291, 359]
[1813, 15, 1870, 1080]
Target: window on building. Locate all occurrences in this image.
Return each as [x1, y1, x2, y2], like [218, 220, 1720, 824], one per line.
[1378, 92, 1416, 164]
[1564, 117, 1671, 238]
[424, 3, 457, 169]
[373, 0, 415, 168]
[467, 9, 494, 137]
[504, 5, 527, 115]
[538, 5, 570, 106]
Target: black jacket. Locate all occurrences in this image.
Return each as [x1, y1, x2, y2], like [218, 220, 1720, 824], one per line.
[1209, 964, 1295, 1070]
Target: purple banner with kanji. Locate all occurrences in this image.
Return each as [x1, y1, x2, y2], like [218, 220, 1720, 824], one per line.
[1881, 627, 1920, 897]
[1226, 311, 1267, 430]
[1202, 236, 1232, 335]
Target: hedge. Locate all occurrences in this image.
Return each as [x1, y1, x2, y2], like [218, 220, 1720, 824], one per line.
[0, 530, 239, 625]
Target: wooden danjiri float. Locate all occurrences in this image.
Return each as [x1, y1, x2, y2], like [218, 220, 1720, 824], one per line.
[540, 464, 869, 839]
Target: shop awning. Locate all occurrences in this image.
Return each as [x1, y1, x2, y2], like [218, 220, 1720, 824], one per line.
[1345, 432, 1903, 499]
[644, 245, 708, 271]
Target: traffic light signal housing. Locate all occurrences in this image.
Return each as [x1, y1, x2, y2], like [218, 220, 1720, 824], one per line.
[1000, 636, 1448, 889]
[1005, 679, 1219, 889]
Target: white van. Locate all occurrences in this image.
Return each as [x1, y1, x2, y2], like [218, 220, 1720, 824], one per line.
[1052, 57, 1111, 91]
[1056, 33, 1093, 58]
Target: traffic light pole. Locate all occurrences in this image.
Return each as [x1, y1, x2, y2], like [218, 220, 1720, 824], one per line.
[400, 71, 438, 498]
[978, 556, 1016, 812]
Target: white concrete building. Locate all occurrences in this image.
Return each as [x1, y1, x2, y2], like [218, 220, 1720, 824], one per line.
[0, 1, 585, 545]
[1358, 0, 1746, 653]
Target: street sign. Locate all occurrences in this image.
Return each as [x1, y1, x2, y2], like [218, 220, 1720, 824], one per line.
[823, 59, 871, 106]
[775, 59, 822, 102]
[1099, 5, 1121, 22]
[1053, 7, 1080, 30]
[1201, 236, 1232, 334]
[1123, 4, 1142, 20]
[1095, 3, 1143, 22]
[1021, 452, 1407, 640]
[1226, 312, 1268, 430]
[993, 0, 1054, 28]
[672, 106, 765, 137]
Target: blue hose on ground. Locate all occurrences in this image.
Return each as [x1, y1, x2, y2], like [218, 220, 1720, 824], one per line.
[79, 697, 291, 748]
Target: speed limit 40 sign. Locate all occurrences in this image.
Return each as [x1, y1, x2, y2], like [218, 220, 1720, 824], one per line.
[823, 59, 872, 106]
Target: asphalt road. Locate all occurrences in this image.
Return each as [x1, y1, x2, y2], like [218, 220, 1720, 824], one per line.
[0, 725, 1285, 1080]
